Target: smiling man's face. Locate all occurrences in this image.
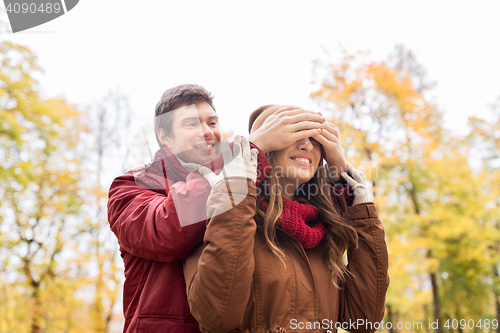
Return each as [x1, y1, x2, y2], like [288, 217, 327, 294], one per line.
[158, 102, 221, 164]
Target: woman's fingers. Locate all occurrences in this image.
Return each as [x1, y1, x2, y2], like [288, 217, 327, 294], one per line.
[240, 136, 250, 159]
[311, 131, 329, 145]
[245, 148, 259, 183]
[345, 161, 365, 184]
[341, 165, 367, 194]
[318, 127, 340, 144]
[250, 148, 259, 163]
[199, 166, 218, 186]
[311, 127, 340, 150]
[340, 170, 357, 186]
[221, 142, 235, 164]
[345, 161, 357, 179]
[323, 122, 340, 138]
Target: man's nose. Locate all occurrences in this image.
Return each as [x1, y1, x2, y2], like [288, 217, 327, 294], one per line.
[199, 123, 214, 138]
[297, 137, 313, 151]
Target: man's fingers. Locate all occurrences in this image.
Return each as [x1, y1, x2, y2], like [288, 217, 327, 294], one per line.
[274, 106, 324, 121]
[274, 106, 295, 115]
[292, 128, 323, 142]
[272, 109, 307, 119]
[280, 110, 325, 124]
[290, 121, 325, 132]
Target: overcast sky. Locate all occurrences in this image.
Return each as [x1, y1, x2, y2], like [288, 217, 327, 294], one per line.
[3, 0, 500, 159]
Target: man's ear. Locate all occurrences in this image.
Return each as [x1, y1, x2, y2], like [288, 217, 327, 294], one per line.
[158, 128, 172, 148]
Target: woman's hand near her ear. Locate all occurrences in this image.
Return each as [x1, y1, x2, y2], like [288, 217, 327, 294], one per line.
[341, 161, 371, 206]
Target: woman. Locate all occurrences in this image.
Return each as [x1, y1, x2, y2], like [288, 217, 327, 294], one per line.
[184, 105, 389, 333]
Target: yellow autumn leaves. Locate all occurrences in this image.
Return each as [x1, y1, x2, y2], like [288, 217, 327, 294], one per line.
[312, 45, 500, 331]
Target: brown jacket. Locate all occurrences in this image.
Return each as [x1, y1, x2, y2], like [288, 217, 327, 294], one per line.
[184, 178, 389, 333]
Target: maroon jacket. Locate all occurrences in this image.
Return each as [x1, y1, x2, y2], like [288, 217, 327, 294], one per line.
[107, 143, 273, 333]
[107, 143, 353, 333]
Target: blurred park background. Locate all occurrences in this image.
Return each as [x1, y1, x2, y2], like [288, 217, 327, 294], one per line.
[1, 1, 500, 332]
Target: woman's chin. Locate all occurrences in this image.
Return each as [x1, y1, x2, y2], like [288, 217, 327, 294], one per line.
[297, 172, 314, 184]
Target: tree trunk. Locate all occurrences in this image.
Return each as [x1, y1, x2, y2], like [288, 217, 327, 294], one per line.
[410, 181, 442, 333]
[493, 261, 500, 333]
[496, 298, 500, 333]
[456, 308, 463, 333]
[31, 281, 42, 333]
[429, 268, 443, 333]
[496, 213, 500, 333]
[386, 304, 398, 333]
[423, 304, 430, 333]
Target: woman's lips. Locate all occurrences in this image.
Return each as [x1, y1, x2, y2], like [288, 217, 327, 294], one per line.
[290, 156, 312, 167]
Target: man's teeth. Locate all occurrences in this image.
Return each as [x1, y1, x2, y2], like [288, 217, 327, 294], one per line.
[195, 144, 212, 149]
[293, 158, 310, 163]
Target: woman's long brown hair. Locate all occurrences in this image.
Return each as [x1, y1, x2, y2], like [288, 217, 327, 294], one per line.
[254, 151, 359, 288]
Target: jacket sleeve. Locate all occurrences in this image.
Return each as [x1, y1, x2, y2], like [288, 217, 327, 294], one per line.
[107, 169, 211, 263]
[184, 177, 257, 333]
[339, 202, 389, 333]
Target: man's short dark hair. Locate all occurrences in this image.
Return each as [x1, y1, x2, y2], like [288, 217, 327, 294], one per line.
[154, 84, 215, 146]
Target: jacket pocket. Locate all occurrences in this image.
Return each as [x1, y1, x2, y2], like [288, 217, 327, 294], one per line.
[136, 316, 200, 333]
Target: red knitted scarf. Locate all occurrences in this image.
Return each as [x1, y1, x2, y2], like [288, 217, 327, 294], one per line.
[259, 198, 326, 249]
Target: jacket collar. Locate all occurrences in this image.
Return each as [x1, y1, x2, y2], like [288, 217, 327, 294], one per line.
[151, 144, 226, 182]
[153, 144, 189, 180]
[150, 141, 271, 187]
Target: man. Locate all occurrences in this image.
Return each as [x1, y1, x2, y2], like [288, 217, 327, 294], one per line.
[107, 84, 340, 333]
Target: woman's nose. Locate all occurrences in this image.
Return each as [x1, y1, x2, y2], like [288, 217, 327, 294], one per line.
[297, 137, 313, 151]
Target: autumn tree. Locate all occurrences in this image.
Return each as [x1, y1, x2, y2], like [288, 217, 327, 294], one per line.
[0, 40, 142, 333]
[0, 40, 91, 332]
[311, 45, 498, 332]
[466, 97, 500, 332]
[77, 89, 140, 333]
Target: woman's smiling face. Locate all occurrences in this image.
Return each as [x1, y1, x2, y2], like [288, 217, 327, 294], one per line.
[271, 137, 322, 198]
